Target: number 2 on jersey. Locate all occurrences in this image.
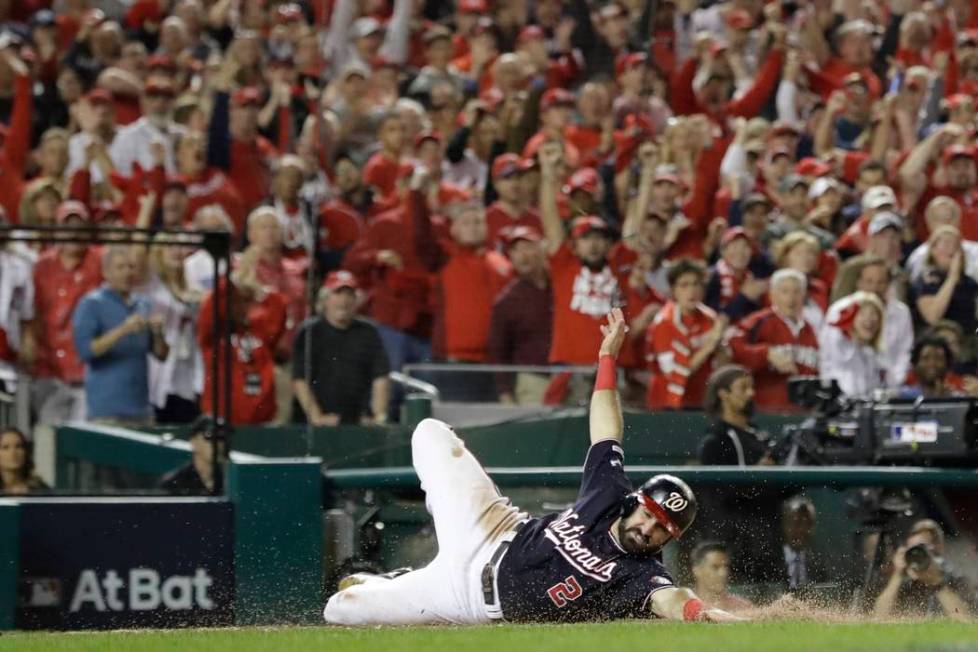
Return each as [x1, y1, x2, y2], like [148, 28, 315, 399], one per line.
[546, 575, 583, 608]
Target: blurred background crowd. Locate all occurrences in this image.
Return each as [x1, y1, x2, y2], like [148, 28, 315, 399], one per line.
[3, 0, 978, 435]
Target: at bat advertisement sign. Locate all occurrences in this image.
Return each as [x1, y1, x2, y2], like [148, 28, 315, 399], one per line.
[15, 499, 234, 630]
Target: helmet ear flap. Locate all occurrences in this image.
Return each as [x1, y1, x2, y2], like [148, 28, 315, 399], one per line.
[621, 493, 639, 518]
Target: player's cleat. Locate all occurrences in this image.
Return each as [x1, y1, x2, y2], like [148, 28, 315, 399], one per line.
[337, 573, 376, 591]
[337, 567, 413, 591]
[379, 567, 413, 580]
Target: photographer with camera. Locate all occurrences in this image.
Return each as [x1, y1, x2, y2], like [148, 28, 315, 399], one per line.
[872, 519, 976, 621]
[698, 365, 786, 583]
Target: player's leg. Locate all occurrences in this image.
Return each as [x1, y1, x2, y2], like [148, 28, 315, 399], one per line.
[324, 562, 477, 625]
[410, 418, 526, 555]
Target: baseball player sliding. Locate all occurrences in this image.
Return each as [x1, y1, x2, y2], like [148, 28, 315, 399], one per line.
[324, 309, 744, 625]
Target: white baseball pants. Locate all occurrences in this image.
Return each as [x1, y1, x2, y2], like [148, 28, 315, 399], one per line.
[323, 418, 527, 625]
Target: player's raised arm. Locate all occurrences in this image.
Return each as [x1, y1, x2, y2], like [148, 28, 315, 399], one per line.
[589, 309, 627, 446]
[649, 586, 746, 623]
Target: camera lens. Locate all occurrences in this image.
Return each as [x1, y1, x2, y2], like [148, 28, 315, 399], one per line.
[904, 543, 932, 572]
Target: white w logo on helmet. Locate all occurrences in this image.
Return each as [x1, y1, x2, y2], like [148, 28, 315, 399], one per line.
[661, 492, 688, 512]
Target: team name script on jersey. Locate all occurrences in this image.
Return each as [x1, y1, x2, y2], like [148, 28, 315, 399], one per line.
[543, 510, 618, 582]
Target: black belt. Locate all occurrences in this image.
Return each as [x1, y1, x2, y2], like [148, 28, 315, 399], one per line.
[481, 522, 525, 609]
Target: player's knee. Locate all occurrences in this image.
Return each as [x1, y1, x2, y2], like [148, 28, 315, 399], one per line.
[323, 590, 360, 625]
[411, 418, 455, 451]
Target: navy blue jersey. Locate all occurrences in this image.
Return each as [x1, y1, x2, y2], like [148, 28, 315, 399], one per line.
[496, 440, 675, 622]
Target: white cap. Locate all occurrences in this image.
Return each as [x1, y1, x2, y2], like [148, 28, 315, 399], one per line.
[836, 19, 874, 40]
[808, 176, 841, 200]
[868, 211, 903, 236]
[861, 185, 897, 211]
[770, 268, 808, 291]
[350, 17, 384, 40]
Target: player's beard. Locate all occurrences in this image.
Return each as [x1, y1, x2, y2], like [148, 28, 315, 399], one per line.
[618, 520, 660, 557]
[742, 399, 755, 418]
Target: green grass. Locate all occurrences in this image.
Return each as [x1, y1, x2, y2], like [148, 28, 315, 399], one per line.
[3, 621, 978, 652]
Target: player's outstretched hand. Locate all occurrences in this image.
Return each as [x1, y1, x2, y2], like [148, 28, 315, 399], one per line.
[598, 308, 628, 359]
[701, 608, 748, 623]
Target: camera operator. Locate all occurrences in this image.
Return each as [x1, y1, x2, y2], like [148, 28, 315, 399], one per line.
[873, 519, 976, 620]
[698, 364, 786, 583]
[700, 365, 774, 467]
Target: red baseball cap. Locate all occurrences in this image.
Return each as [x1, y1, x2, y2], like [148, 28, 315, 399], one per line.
[615, 52, 648, 77]
[943, 144, 975, 166]
[571, 215, 611, 239]
[725, 8, 753, 30]
[371, 55, 398, 69]
[518, 25, 545, 45]
[86, 88, 113, 105]
[541, 87, 575, 111]
[479, 86, 505, 112]
[415, 131, 441, 149]
[323, 270, 359, 291]
[146, 53, 176, 72]
[56, 200, 91, 223]
[795, 157, 833, 177]
[502, 225, 542, 247]
[232, 87, 262, 108]
[492, 153, 524, 179]
[93, 202, 123, 223]
[720, 226, 752, 249]
[562, 167, 601, 196]
[144, 78, 175, 97]
[945, 93, 973, 111]
[653, 169, 681, 186]
[458, 0, 488, 13]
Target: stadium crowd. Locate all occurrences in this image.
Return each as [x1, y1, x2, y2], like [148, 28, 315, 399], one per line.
[2, 0, 978, 432]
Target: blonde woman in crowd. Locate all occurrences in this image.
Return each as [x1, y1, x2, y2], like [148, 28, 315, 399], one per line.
[143, 231, 204, 424]
[818, 291, 886, 399]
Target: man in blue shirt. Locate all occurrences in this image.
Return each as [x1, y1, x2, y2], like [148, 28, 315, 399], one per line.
[72, 245, 169, 424]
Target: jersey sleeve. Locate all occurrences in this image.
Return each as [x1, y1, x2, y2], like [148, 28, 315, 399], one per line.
[642, 567, 678, 616]
[575, 439, 633, 518]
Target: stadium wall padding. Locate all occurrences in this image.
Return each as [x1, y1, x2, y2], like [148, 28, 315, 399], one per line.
[55, 411, 806, 488]
[227, 459, 324, 625]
